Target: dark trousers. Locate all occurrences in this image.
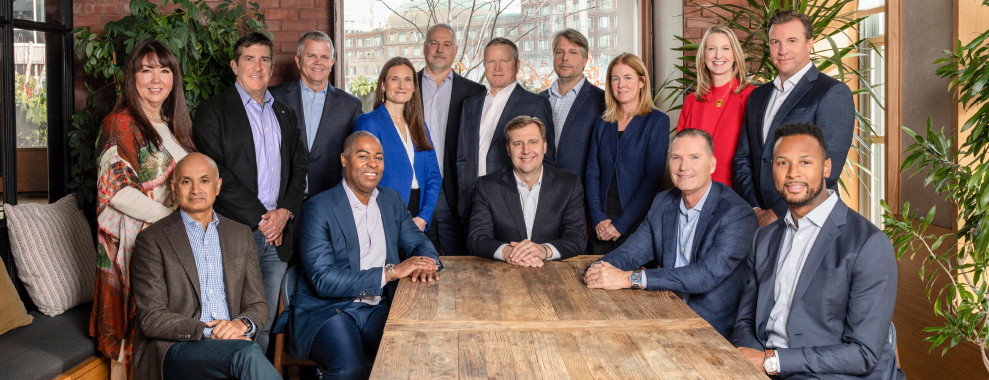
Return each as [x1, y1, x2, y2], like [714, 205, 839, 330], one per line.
[427, 188, 467, 255]
[163, 339, 281, 380]
[309, 302, 390, 380]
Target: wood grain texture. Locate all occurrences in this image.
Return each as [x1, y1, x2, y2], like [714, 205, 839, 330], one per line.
[371, 256, 768, 379]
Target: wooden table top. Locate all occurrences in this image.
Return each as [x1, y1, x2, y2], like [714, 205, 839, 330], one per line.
[371, 255, 767, 379]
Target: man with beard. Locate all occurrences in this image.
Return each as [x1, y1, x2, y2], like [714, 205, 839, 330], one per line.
[732, 123, 903, 379]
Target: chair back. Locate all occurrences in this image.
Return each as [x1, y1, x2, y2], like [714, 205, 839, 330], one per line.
[281, 264, 302, 309]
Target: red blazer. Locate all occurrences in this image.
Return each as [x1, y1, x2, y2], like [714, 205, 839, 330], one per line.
[676, 82, 754, 187]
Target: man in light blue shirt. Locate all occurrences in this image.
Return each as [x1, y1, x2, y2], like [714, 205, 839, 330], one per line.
[585, 129, 758, 338]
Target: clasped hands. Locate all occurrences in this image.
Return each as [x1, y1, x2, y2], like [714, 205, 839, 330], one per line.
[584, 261, 632, 289]
[258, 208, 292, 246]
[205, 319, 250, 341]
[392, 256, 440, 283]
[595, 219, 622, 241]
[502, 239, 549, 267]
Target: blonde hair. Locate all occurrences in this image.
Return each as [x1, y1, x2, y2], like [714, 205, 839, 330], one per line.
[694, 26, 750, 101]
[603, 53, 655, 123]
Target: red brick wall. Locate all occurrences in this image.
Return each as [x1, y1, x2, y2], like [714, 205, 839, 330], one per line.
[72, 0, 332, 110]
[682, 0, 754, 42]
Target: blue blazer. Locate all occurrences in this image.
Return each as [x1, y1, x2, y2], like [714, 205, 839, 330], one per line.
[282, 183, 441, 360]
[732, 65, 854, 217]
[355, 105, 442, 224]
[584, 109, 670, 234]
[539, 82, 606, 178]
[732, 198, 902, 380]
[599, 182, 757, 338]
[456, 84, 556, 219]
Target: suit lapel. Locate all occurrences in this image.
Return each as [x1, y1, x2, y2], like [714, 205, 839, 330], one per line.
[756, 221, 786, 340]
[749, 85, 771, 148]
[767, 68, 817, 144]
[690, 185, 720, 261]
[312, 85, 341, 153]
[791, 199, 846, 303]
[274, 100, 295, 201]
[225, 89, 260, 195]
[164, 213, 203, 307]
[283, 81, 307, 149]
[491, 86, 525, 149]
[531, 167, 555, 241]
[561, 84, 594, 144]
[376, 191, 402, 264]
[330, 186, 362, 270]
[661, 195, 679, 269]
[217, 215, 243, 315]
[501, 170, 528, 240]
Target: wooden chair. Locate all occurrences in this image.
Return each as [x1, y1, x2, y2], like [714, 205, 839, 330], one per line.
[272, 265, 319, 376]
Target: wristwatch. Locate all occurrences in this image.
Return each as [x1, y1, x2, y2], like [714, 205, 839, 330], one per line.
[384, 263, 396, 282]
[629, 270, 643, 289]
[763, 349, 780, 375]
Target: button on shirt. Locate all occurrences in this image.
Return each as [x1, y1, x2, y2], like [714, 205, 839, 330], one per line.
[547, 77, 586, 148]
[180, 210, 230, 338]
[762, 62, 814, 142]
[422, 71, 453, 175]
[235, 83, 282, 211]
[342, 179, 388, 305]
[766, 190, 840, 349]
[492, 168, 562, 261]
[477, 81, 518, 176]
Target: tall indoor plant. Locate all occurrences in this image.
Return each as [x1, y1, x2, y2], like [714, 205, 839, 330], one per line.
[882, 0, 989, 371]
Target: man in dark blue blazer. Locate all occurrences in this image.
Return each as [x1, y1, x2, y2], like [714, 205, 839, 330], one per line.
[468, 116, 586, 265]
[585, 129, 757, 338]
[418, 24, 486, 255]
[732, 10, 854, 225]
[284, 131, 441, 380]
[457, 38, 556, 220]
[539, 28, 605, 178]
[732, 123, 902, 379]
[270, 31, 363, 197]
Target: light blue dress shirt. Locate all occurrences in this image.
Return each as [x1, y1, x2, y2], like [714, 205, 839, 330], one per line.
[421, 71, 454, 175]
[547, 77, 586, 148]
[641, 183, 712, 289]
[235, 83, 281, 211]
[299, 80, 327, 151]
[180, 210, 231, 338]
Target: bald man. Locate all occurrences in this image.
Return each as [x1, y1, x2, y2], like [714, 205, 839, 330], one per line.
[131, 153, 280, 380]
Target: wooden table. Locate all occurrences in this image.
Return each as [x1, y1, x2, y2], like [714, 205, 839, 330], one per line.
[371, 255, 767, 379]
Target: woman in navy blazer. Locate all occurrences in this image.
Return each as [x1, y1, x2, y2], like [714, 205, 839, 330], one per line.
[355, 57, 442, 231]
[585, 53, 670, 254]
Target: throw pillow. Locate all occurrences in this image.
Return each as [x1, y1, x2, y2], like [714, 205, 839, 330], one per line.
[4, 194, 95, 316]
[0, 256, 33, 334]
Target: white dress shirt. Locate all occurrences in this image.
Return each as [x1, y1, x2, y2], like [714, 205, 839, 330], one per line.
[492, 168, 562, 261]
[766, 190, 839, 349]
[477, 81, 518, 176]
[762, 62, 814, 142]
[342, 179, 388, 305]
[393, 122, 419, 189]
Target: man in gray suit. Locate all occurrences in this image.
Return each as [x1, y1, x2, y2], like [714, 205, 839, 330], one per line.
[732, 123, 903, 379]
[271, 31, 363, 197]
[131, 153, 280, 380]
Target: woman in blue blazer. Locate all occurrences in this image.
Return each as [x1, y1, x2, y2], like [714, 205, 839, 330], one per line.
[355, 57, 442, 231]
[585, 53, 670, 254]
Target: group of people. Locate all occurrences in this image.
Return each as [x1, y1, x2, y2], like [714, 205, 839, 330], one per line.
[89, 8, 902, 380]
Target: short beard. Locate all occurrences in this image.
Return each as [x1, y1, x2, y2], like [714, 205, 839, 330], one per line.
[777, 178, 825, 207]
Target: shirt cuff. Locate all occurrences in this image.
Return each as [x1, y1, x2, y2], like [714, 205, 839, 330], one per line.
[235, 316, 258, 338]
[381, 267, 388, 288]
[641, 271, 648, 288]
[544, 243, 562, 261]
[493, 244, 509, 261]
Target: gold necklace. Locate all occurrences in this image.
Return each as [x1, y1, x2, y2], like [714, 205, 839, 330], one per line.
[714, 82, 733, 107]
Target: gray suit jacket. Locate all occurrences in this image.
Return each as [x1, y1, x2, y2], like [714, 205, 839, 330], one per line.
[131, 211, 268, 380]
[732, 198, 902, 380]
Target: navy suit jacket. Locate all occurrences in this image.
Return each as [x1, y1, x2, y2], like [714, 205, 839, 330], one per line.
[193, 86, 308, 261]
[585, 109, 670, 233]
[284, 183, 441, 360]
[539, 81, 606, 178]
[467, 165, 587, 260]
[600, 182, 757, 337]
[456, 84, 556, 219]
[270, 80, 363, 196]
[732, 197, 902, 380]
[355, 105, 442, 224]
[732, 65, 854, 216]
[417, 70, 485, 210]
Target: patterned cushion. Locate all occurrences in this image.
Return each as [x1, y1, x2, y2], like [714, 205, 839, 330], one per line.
[0, 255, 33, 335]
[4, 194, 96, 316]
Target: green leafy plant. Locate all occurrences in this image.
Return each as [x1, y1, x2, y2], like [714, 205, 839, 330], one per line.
[70, 0, 268, 206]
[347, 75, 378, 97]
[13, 73, 47, 130]
[882, 0, 989, 372]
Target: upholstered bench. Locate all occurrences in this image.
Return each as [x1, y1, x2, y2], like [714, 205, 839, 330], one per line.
[0, 304, 104, 379]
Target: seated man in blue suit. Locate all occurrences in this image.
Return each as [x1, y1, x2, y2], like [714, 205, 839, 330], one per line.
[286, 131, 441, 380]
[732, 123, 903, 379]
[468, 116, 586, 266]
[584, 128, 758, 338]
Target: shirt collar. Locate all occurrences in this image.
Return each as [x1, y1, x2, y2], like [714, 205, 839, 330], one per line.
[341, 178, 379, 208]
[784, 189, 839, 230]
[423, 69, 454, 84]
[549, 76, 586, 98]
[487, 81, 518, 98]
[300, 80, 328, 95]
[513, 166, 544, 190]
[179, 209, 220, 228]
[772, 61, 814, 91]
[234, 82, 274, 106]
[679, 181, 713, 215]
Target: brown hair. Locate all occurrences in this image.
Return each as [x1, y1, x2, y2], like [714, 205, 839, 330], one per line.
[113, 39, 195, 152]
[485, 37, 519, 62]
[671, 128, 715, 156]
[374, 57, 433, 151]
[694, 26, 750, 101]
[552, 28, 589, 58]
[503, 115, 547, 143]
[766, 10, 813, 39]
[603, 53, 655, 123]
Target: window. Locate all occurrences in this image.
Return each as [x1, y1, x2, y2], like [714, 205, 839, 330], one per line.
[469, 29, 477, 39]
[599, 35, 610, 48]
[346, 38, 352, 47]
[856, 1, 886, 226]
[524, 41, 534, 52]
[540, 6, 549, 16]
[399, 32, 406, 42]
[599, 15, 609, 29]
[538, 40, 548, 52]
[555, 4, 564, 13]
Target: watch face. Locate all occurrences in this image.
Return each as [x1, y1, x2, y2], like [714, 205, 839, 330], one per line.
[630, 272, 642, 288]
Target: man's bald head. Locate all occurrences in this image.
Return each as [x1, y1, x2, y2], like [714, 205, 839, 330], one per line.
[172, 153, 223, 215]
[173, 153, 219, 183]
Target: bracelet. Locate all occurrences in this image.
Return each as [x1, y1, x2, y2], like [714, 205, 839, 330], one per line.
[384, 263, 396, 282]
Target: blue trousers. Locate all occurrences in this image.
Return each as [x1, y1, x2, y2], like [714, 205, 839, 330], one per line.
[163, 339, 281, 380]
[309, 302, 389, 380]
[252, 229, 287, 354]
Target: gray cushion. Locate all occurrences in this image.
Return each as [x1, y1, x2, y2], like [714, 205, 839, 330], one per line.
[0, 303, 96, 379]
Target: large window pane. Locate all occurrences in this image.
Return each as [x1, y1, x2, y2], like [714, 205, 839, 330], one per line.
[12, 28, 48, 205]
[13, 0, 63, 24]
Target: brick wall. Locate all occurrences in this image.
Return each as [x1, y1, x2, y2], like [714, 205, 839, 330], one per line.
[682, 0, 754, 42]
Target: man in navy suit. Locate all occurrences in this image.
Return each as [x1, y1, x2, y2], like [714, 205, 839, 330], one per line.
[733, 10, 854, 226]
[584, 129, 758, 338]
[732, 123, 902, 379]
[457, 37, 555, 220]
[287, 131, 441, 379]
[468, 116, 586, 266]
[270, 31, 363, 197]
[418, 24, 486, 255]
[539, 28, 605, 178]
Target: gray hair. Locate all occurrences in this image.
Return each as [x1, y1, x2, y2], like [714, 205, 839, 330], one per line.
[552, 28, 589, 58]
[485, 37, 519, 62]
[343, 131, 382, 156]
[296, 31, 335, 59]
[425, 23, 457, 45]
